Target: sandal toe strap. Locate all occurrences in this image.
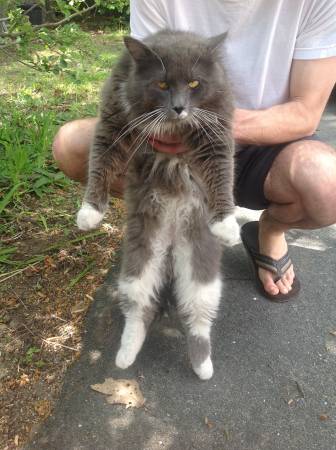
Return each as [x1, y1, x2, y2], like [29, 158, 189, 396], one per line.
[250, 250, 292, 281]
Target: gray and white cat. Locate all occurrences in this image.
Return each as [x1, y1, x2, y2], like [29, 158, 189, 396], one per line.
[77, 30, 240, 380]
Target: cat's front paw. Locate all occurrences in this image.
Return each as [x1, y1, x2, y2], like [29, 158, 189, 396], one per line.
[76, 202, 104, 231]
[211, 214, 240, 247]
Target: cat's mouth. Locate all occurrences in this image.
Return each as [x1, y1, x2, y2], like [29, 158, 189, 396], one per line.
[148, 134, 187, 154]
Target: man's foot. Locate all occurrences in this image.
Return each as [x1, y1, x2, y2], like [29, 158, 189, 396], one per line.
[258, 212, 295, 296]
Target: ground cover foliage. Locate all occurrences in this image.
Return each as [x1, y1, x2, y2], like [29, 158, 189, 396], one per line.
[0, 10, 128, 448]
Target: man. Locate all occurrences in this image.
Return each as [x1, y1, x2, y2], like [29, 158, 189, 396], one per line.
[52, 0, 336, 301]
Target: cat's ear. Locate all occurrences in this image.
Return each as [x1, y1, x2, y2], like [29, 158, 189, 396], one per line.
[207, 32, 228, 52]
[124, 36, 163, 69]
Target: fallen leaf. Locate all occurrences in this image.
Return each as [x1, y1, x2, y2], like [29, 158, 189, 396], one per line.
[25, 266, 40, 277]
[91, 378, 145, 408]
[71, 301, 89, 314]
[14, 435, 19, 446]
[34, 399, 51, 418]
[204, 416, 215, 429]
[325, 335, 336, 354]
[44, 256, 56, 269]
[319, 414, 329, 421]
[329, 330, 336, 337]
[19, 374, 30, 386]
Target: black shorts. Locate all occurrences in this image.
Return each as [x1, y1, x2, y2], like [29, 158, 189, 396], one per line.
[234, 135, 320, 210]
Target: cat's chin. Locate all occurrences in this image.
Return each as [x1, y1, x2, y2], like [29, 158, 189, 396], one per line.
[77, 202, 105, 230]
[210, 214, 241, 246]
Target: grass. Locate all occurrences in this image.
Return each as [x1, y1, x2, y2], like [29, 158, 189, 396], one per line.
[0, 24, 126, 273]
[0, 23, 128, 448]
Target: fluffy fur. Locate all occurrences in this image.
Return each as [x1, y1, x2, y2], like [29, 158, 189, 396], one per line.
[77, 30, 240, 380]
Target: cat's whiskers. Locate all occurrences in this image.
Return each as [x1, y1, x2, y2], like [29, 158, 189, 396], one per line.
[150, 111, 166, 144]
[198, 114, 235, 154]
[193, 111, 219, 154]
[113, 109, 162, 144]
[99, 109, 163, 160]
[123, 112, 166, 170]
[188, 115, 215, 158]
[193, 109, 234, 153]
[195, 107, 234, 127]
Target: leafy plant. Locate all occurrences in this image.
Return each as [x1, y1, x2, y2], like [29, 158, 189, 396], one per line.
[0, 1, 129, 73]
[23, 346, 41, 363]
[22, 346, 46, 368]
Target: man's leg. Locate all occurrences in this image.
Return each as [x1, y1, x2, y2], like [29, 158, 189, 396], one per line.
[260, 140, 336, 296]
[52, 118, 124, 197]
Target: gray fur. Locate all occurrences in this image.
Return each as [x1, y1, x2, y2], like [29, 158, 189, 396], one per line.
[83, 29, 235, 218]
[188, 335, 211, 368]
[82, 30, 235, 377]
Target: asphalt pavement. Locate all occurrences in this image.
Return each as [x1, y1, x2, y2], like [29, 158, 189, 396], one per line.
[26, 100, 336, 450]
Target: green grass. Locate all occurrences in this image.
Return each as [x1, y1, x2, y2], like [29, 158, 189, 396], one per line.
[0, 24, 126, 273]
[0, 25, 125, 214]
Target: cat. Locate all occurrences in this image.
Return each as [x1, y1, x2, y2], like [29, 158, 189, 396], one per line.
[76, 30, 240, 380]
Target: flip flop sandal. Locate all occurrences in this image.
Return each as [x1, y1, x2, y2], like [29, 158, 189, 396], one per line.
[240, 221, 300, 302]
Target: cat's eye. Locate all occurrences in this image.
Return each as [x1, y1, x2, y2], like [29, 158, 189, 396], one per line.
[158, 81, 169, 90]
[188, 80, 200, 89]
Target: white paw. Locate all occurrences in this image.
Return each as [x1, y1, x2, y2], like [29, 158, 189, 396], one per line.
[115, 348, 136, 370]
[76, 202, 104, 231]
[210, 214, 241, 247]
[193, 357, 213, 380]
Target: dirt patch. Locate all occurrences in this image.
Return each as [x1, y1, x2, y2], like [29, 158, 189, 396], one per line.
[0, 184, 125, 449]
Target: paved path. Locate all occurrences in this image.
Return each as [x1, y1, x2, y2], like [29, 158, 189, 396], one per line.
[26, 102, 336, 450]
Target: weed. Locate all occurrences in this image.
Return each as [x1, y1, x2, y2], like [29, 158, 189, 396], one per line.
[23, 346, 41, 364]
[0, 28, 124, 214]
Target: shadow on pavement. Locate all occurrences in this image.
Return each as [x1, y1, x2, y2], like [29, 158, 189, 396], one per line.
[26, 226, 336, 450]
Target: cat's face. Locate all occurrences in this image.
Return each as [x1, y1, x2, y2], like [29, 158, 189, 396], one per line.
[123, 31, 231, 134]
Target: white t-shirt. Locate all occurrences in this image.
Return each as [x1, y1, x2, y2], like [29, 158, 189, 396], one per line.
[130, 0, 336, 109]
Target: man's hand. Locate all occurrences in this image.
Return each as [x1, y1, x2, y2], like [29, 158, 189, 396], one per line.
[233, 57, 336, 146]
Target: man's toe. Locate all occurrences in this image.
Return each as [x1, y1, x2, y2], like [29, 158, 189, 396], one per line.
[279, 276, 292, 292]
[276, 279, 290, 294]
[260, 270, 280, 295]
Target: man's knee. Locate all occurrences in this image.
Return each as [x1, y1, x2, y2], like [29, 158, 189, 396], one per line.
[267, 140, 336, 225]
[283, 140, 336, 179]
[52, 118, 97, 182]
[52, 122, 70, 164]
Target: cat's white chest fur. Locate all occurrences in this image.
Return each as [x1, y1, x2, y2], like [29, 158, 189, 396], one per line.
[149, 161, 240, 247]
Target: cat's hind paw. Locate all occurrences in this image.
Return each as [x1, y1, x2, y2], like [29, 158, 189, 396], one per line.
[115, 348, 135, 370]
[210, 214, 241, 247]
[76, 202, 104, 231]
[193, 357, 214, 380]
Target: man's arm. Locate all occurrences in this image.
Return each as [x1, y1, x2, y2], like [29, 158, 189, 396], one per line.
[233, 57, 336, 146]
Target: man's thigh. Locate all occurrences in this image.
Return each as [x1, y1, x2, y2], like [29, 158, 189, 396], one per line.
[234, 135, 321, 210]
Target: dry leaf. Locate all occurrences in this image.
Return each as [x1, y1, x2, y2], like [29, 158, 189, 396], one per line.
[319, 414, 329, 421]
[44, 256, 56, 269]
[71, 301, 89, 314]
[14, 435, 19, 446]
[325, 335, 336, 354]
[329, 330, 336, 337]
[91, 378, 145, 408]
[19, 374, 30, 386]
[34, 399, 51, 418]
[204, 416, 215, 429]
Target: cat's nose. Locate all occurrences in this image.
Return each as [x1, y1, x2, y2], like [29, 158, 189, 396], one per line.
[173, 106, 184, 115]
